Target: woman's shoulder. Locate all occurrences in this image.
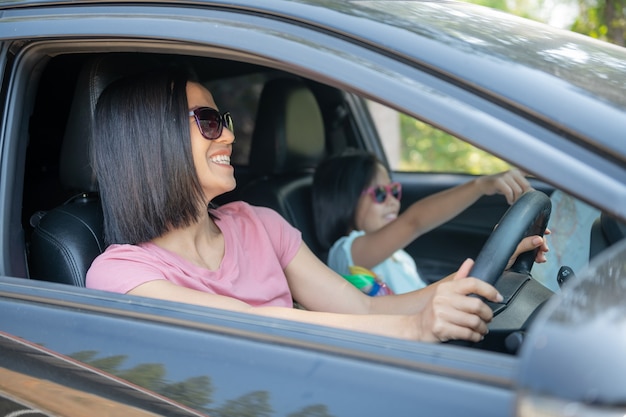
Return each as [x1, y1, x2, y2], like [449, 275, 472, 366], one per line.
[86, 243, 167, 291]
[213, 201, 285, 223]
[92, 243, 160, 265]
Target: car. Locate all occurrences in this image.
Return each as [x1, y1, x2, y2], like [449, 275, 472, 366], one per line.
[0, 0, 625, 416]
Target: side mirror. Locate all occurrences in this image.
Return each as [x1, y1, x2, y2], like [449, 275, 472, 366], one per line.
[515, 239, 626, 416]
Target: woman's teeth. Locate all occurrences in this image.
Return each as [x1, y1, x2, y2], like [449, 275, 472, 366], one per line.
[210, 155, 230, 165]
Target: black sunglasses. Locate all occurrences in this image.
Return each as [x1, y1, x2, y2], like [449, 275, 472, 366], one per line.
[188, 107, 234, 140]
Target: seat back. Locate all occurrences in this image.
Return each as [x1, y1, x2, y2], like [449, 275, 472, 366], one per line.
[590, 213, 626, 259]
[28, 54, 154, 286]
[239, 77, 327, 261]
[29, 194, 104, 286]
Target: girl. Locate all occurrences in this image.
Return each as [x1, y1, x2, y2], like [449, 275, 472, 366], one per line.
[86, 68, 544, 343]
[313, 149, 548, 294]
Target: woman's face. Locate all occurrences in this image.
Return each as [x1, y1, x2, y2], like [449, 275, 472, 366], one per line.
[186, 81, 236, 202]
[353, 163, 400, 233]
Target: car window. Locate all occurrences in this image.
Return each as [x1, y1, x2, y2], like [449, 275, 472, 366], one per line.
[366, 100, 512, 174]
[206, 74, 269, 166]
[206, 71, 295, 167]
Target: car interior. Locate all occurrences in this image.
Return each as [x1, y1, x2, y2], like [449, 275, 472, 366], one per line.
[17, 51, 626, 351]
[24, 52, 357, 286]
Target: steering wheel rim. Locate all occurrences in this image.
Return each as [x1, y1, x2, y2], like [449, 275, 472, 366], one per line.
[470, 190, 552, 286]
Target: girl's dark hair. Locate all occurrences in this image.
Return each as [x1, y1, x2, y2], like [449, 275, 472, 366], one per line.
[312, 149, 380, 250]
[92, 68, 206, 245]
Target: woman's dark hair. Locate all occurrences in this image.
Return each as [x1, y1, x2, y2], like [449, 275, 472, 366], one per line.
[312, 149, 380, 250]
[92, 68, 206, 245]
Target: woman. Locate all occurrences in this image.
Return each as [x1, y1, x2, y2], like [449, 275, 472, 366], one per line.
[87, 68, 546, 343]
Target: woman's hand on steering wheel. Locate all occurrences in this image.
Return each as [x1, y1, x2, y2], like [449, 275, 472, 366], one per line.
[420, 259, 504, 343]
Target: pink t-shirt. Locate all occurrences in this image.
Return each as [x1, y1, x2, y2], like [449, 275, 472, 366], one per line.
[86, 201, 302, 307]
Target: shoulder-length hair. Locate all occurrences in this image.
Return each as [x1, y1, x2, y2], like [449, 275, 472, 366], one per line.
[312, 149, 380, 250]
[92, 69, 206, 245]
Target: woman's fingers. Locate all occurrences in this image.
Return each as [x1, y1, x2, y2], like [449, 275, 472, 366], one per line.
[420, 270, 503, 342]
[452, 258, 474, 281]
[428, 293, 492, 342]
[450, 271, 503, 303]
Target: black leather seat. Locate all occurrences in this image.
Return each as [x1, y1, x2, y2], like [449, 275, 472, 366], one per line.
[239, 77, 328, 261]
[590, 213, 626, 259]
[28, 54, 155, 286]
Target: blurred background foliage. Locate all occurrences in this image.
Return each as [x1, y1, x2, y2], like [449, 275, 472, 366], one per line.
[399, 118, 513, 173]
[468, 0, 625, 45]
[398, 0, 623, 173]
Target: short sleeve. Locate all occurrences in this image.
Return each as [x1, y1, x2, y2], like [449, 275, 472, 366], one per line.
[86, 244, 167, 294]
[248, 205, 302, 268]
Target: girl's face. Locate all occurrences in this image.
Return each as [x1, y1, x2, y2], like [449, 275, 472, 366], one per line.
[353, 163, 400, 233]
[186, 81, 236, 202]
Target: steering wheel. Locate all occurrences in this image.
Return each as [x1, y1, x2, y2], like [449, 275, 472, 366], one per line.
[448, 190, 552, 352]
[470, 190, 552, 285]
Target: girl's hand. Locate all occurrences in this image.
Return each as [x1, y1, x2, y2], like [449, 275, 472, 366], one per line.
[414, 259, 503, 342]
[506, 230, 551, 269]
[476, 168, 533, 204]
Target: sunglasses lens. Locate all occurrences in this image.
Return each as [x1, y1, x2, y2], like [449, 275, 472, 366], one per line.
[374, 187, 387, 203]
[195, 108, 222, 139]
[391, 183, 401, 200]
[223, 112, 234, 133]
[191, 108, 234, 140]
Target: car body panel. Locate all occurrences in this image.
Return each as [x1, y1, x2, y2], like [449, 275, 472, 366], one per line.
[0, 277, 516, 416]
[2, 0, 624, 156]
[0, 332, 206, 417]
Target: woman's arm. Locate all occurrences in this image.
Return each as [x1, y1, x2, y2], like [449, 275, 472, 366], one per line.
[352, 169, 532, 269]
[284, 243, 502, 342]
[128, 243, 502, 342]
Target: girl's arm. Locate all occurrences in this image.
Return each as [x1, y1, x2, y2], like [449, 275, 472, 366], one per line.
[352, 169, 532, 269]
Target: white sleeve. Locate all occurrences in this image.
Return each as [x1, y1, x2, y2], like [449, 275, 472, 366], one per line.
[325, 230, 365, 276]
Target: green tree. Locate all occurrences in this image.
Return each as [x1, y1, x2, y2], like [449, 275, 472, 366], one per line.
[86, 354, 127, 374]
[287, 404, 336, 417]
[119, 362, 167, 392]
[465, 0, 626, 46]
[69, 351, 214, 411]
[160, 376, 214, 411]
[212, 391, 273, 417]
[399, 115, 511, 174]
[571, 0, 626, 45]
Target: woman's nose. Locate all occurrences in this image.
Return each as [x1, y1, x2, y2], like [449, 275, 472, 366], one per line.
[216, 127, 235, 144]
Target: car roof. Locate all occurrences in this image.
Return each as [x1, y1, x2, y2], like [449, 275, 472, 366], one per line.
[1, 0, 624, 163]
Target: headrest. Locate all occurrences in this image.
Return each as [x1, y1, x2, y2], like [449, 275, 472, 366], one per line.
[59, 54, 159, 192]
[249, 78, 325, 175]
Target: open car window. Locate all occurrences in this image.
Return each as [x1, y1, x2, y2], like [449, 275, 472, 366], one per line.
[366, 100, 513, 175]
